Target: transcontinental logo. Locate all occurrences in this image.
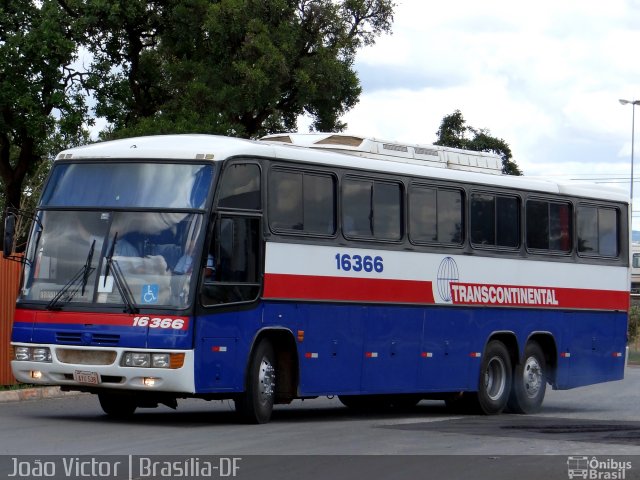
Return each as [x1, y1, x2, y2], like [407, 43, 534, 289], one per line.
[450, 283, 559, 306]
[433, 256, 628, 311]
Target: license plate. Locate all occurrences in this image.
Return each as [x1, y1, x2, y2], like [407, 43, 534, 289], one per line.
[73, 370, 100, 385]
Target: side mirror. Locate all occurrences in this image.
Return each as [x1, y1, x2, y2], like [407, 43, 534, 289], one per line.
[3, 213, 16, 258]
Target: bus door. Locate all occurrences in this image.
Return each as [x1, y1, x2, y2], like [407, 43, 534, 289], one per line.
[196, 214, 262, 391]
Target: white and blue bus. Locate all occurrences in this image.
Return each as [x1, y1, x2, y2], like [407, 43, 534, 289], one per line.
[5, 133, 630, 423]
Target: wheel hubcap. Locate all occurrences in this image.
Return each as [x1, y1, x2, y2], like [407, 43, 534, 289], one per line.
[258, 357, 275, 404]
[522, 357, 543, 399]
[484, 356, 506, 401]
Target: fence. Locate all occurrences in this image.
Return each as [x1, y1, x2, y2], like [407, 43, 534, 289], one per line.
[0, 256, 21, 385]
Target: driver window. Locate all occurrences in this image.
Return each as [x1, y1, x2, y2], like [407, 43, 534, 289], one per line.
[201, 216, 261, 305]
[217, 163, 261, 210]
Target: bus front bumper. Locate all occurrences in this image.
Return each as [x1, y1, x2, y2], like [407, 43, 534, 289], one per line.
[10, 343, 195, 394]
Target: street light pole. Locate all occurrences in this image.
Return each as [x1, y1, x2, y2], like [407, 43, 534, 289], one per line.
[619, 99, 640, 203]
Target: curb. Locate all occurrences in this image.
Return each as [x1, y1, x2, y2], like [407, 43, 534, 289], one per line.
[0, 386, 87, 403]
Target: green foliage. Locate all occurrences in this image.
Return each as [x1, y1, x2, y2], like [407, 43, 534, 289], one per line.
[630, 305, 640, 345]
[434, 110, 522, 176]
[0, 0, 90, 236]
[84, 0, 395, 139]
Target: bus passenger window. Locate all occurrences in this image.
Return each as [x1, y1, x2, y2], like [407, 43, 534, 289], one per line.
[526, 200, 571, 252]
[409, 186, 463, 245]
[471, 193, 519, 248]
[268, 170, 336, 235]
[578, 206, 619, 257]
[342, 178, 402, 241]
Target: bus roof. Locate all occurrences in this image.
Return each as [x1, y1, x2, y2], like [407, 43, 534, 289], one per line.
[55, 134, 629, 204]
[261, 132, 504, 174]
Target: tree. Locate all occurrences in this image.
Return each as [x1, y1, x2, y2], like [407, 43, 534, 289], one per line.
[434, 110, 521, 175]
[0, 0, 90, 238]
[82, 0, 395, 139]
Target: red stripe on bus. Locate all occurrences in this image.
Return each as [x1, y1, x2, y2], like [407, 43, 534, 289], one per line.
[263, 273, 435, 304]
[449, 282, 629, 311]
[14, 310, 189, 329]
[263, 275, 629, 310]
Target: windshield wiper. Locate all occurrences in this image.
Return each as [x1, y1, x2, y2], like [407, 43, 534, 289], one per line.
[103, 232, 118, 285]
[109, 258, 138, 314]
[46, 240, 96, 310]
[81, 239, 96, 296]
[104, 233, 138, 314]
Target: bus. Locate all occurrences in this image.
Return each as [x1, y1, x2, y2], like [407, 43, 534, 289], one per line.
[631, 243, 640, 296]
[4, 133, 630, 423]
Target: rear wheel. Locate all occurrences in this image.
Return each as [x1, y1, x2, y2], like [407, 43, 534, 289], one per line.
[473, 340, 512, 414]
[507, 341, 546, 414]
[98, 392, 137, 418]
[235, 340, 276, 424]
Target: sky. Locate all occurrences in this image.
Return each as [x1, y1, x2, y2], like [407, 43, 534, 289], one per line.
[303, 0, 640, 226]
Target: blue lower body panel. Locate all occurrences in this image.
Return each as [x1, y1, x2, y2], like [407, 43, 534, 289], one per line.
[192, 301, 627, 396]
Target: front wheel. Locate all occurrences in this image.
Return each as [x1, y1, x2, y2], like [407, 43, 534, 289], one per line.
[235, 340, 277, 424]
[474, 340, 512, 415]
[507, 341, 547, 414]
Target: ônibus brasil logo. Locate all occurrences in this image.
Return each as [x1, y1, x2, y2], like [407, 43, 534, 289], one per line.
[567, 456, 632, 479]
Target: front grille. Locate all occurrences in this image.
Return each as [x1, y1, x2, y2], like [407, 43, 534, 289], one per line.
[56, 349, 117, 365]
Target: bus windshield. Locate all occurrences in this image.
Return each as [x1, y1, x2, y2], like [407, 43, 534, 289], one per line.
[19, 162, 214, 310]
[41, 162, 212, 209]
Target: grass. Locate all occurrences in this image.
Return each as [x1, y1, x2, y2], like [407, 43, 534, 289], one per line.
[628, 346, 640, 365]
[0, 383, 36, 391]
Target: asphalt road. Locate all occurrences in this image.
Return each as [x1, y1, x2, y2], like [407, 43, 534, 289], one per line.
[1, 367, 640, 479]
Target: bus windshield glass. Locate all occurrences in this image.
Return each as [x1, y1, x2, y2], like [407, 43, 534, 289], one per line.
[19, 162, 214, 309]
[41, 162, 213, 209]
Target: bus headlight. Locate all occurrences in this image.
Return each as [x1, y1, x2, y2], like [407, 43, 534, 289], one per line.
[122, 352, 151, 367]
[151, 354, 170, 368]
[14, 346, 52, 363]
[123, 352, 150, 367]
[122, 352, 184, 369]
[32, 348, 52, 362]
[15, 347, 31, 361]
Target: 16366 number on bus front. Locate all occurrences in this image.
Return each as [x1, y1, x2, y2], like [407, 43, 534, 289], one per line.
[132, 316, 187, 330]
[335, 253, 384, 273]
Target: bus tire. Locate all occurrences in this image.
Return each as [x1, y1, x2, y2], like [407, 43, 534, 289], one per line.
[235, 339, 276, 424]
[475, 340, 512, 415]
[507, 341, 546, 414]
[98, 392, 137, 418]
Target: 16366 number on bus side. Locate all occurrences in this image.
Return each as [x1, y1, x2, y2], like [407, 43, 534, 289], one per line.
[335, 253, 384, 273]
[132, 316, 186, 330]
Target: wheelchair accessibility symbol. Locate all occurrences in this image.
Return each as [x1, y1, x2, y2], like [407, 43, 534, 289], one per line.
[141, 284, 159, 304]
